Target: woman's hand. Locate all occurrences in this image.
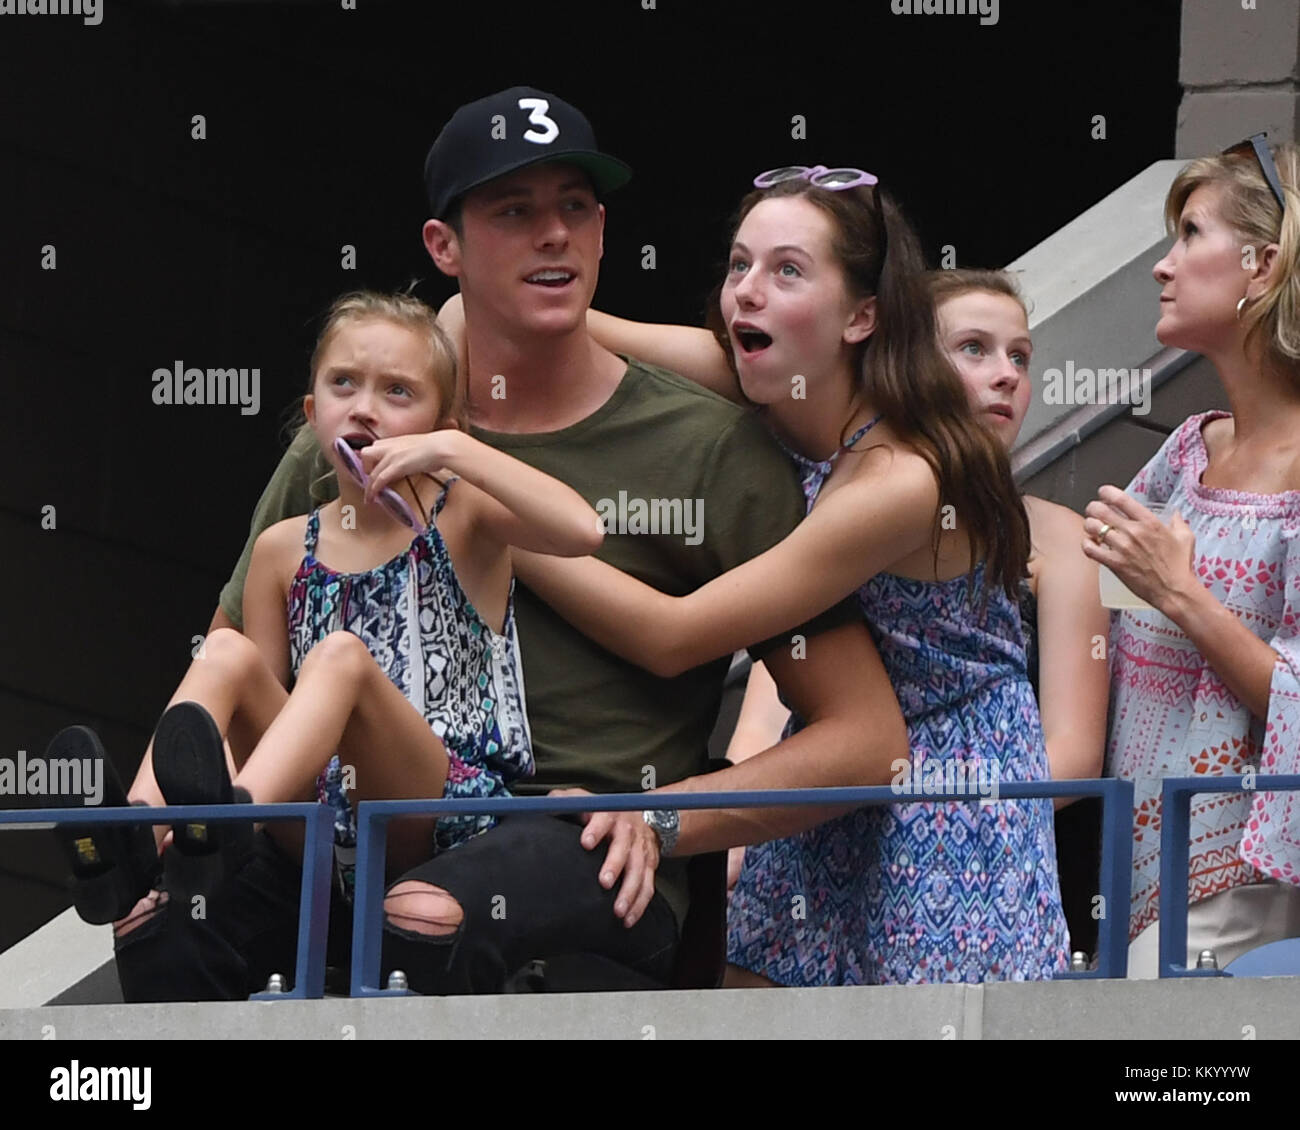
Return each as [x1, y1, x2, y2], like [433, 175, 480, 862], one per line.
[359, 432, 458, 502]
[1080, 484, 1200, 615]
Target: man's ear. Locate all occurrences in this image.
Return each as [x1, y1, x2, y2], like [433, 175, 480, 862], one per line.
[1246, 242, 1281, 302]
[424, 219, 462, 277]
[597, 202, 606, 261]
[844, 296, 878, 345]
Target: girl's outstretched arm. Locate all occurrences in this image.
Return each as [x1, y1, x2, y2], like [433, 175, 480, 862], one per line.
[437, 292, 743, 403]
[361, 430, 603, 557]
[585, 310, 742, 403]
[513, 448, 939, 677]
[242, 519, 299, 688]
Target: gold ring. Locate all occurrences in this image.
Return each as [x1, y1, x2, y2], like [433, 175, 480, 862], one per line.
[1096, 522, 1112, 545]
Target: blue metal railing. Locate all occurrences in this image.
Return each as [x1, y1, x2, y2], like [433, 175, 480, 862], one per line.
[0, 803, 334, 1000]
[5, 777, 1138, 998]
[350, 777, 1135, 996]
[1158, 774, 1300, 978]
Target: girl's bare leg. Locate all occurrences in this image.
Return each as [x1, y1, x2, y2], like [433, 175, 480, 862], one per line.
[128, 628, 289, 821]
[234, 631, 449, 876]
[114, 629, 289, 937]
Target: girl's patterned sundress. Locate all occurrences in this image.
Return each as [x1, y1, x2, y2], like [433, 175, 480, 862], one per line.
[286, 479, 533, 894]
[727, 418, 1070, 985]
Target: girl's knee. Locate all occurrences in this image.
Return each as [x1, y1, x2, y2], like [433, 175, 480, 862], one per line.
[384, 881, 463, 937]
[301, 631, 372, 679]
[202, 628, 263, 674]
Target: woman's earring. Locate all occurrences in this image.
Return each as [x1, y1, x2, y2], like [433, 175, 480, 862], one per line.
[1236, 295, 1250, 320]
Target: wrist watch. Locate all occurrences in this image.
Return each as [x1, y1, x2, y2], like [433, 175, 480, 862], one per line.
[642, 807, 680, 857]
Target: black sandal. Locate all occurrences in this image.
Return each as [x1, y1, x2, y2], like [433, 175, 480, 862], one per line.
[152, 702, 252, 888]
[46, 725, 161, 925]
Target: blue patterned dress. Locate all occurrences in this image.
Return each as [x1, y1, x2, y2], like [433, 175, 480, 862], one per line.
[286, 481, 533, 893]
[726, 421, 1070, 985]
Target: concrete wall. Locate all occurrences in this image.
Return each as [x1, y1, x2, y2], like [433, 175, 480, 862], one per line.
[1178, 0, 1300, 153]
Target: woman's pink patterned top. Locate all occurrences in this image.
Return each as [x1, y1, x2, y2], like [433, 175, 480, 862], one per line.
[1108, 411, 1300, 939]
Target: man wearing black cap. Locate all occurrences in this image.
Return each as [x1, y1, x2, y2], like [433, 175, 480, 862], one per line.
[160, 86, 906, 998]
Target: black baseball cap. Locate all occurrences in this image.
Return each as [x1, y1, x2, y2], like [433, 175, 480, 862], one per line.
[423, 86, 632, 220]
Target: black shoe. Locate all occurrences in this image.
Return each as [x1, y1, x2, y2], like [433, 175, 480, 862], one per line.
[46, 725, 161, 925]
[152, 702, 253, 895]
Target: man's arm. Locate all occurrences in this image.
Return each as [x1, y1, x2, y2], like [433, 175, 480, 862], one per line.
[659, 620, 907, 854]
[568, 619, 906, 927]
[208, 606, 237, 634]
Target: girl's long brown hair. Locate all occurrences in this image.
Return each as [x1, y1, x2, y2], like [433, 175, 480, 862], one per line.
[707, 179, 1030, 601]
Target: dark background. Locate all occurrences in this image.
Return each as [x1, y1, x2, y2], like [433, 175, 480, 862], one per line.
[0, 0, 1182, 951]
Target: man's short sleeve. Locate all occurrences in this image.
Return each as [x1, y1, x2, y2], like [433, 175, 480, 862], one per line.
[218, 423, 334, 629]
[695, 411, 860, 660]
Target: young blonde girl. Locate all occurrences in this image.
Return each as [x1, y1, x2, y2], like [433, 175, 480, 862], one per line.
[50, 291, 601, 930]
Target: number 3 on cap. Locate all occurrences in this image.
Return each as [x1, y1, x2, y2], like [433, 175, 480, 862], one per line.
[518, 97, 559, 145]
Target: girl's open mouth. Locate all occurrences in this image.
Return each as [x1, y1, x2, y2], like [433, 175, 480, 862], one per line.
[734, 327, 773, 354]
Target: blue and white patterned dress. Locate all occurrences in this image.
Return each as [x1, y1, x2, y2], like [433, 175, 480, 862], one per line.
[726, 420, 1070, 985]
[286, 481, 533, 892]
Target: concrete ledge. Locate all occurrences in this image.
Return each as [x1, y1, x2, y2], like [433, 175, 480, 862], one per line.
[1009, 161, 1182, 452]
[3, 977, 1299, 1040]
[0, 908, 116, 1010]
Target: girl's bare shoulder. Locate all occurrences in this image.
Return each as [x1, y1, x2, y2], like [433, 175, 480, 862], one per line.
[255, 513, 311, 559]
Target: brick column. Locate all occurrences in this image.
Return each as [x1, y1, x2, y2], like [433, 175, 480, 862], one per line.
[1177, 0, 1300, 156]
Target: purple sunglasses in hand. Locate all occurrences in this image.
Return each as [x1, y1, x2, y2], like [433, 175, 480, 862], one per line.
[753, 164, 878, 190]
[333, 435, 426, 531]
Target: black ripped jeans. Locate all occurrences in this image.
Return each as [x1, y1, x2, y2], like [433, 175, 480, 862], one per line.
[114, 816, 678, 1001]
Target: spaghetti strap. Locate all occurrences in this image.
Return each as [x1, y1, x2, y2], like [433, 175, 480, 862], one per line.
[431, 475, 459, 522]
[842, 414, 882, 452]
[776, 413, 884, 504]
[304, 510, 321, 554]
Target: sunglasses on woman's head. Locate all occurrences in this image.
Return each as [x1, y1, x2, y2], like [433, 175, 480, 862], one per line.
[752, 164, 889, 268]
[753, 164, 878, 191]
[1222, 132, 1286, 213]
[333, 435, 425, 531]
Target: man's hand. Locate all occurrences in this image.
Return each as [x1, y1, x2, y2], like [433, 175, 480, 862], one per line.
[548, 788, 660, 928]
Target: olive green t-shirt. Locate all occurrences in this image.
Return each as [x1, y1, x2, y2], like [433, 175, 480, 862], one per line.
[219, 356, 853, 928]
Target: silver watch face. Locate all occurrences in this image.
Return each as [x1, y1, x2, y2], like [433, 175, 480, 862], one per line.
[646, 808, 678, 832]
[644, 808, 679, 854]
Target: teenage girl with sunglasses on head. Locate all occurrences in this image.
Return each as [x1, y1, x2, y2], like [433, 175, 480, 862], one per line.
[444, 165, 1071, 986]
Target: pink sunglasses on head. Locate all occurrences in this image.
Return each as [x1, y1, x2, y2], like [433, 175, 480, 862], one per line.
[753, 164, 878, 190]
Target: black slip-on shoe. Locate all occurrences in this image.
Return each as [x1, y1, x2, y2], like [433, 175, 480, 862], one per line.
[45, 725, 160, 925]
[152, 702, 253, 894]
